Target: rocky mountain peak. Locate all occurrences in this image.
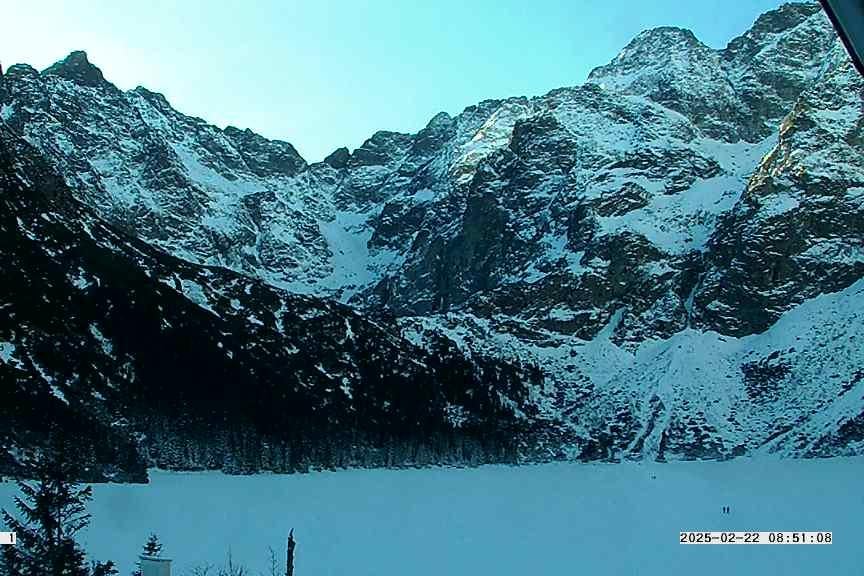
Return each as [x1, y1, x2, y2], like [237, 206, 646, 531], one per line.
[349, 130, 414, 167]
[589, 26, 710, 78]
[3, 63, 39, 80]
[625, 26, 702, 52]
[588, 23, 717, 82]
[42, 50, 111, 88]
[586, 4, 838, 142]
[586, 23, 736, 139]
[722, 2, 826, 63]
[741, 2, 823, 39]
[221, 124, 307, 177]
[323, 146, 350, 169]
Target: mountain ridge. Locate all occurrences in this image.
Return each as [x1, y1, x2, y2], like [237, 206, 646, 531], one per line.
[2, 1, 863, 477]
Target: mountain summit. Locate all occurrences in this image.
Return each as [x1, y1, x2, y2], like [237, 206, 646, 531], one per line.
[42, 50, 111, 88]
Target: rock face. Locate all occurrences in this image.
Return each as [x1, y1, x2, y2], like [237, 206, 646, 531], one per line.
[588, 2, 837, 141]
[696, 50, 864, 336]
[2, 2, 864, 474]
[0, 125, 546, 479]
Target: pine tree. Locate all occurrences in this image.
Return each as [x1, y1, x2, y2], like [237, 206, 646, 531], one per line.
[92, 561, 119, 576]
[131, 533, 162, 576]
[0, 437, 116, 576]
[142, 534, 162, 557]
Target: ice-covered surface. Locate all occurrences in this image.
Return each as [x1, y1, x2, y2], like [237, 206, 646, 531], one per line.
[2, 459, 860, 575]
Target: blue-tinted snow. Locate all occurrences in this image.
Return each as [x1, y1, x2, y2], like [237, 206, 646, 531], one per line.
[2, 458, 856, 575]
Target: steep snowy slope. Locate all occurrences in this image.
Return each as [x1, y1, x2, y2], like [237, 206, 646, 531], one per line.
[401, 274, 864, 460]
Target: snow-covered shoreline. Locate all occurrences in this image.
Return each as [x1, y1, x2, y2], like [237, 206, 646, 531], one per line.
[3, 457, 860, 575]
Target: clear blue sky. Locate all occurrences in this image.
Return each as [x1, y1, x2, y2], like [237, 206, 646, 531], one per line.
[3, 0, 785, 161]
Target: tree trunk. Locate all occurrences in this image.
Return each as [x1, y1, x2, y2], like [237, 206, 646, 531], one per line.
[285, 529, 295, 576]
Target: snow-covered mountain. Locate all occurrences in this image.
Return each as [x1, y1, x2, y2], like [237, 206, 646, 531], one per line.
[0, 124, 554, 480]
[1, 1, 862, 476]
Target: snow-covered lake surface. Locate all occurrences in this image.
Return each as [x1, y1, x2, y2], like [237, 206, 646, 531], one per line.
[2, 457, 862, 575]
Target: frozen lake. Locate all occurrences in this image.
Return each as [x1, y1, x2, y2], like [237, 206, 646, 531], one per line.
[2, 457, 862, 575]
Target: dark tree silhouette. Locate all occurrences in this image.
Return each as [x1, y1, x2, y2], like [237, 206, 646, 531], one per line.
[0, 436, 116, 576]
[285, 529, 295, 576]
[142, 533, 162, 557]
[131, 533, 163, 576]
